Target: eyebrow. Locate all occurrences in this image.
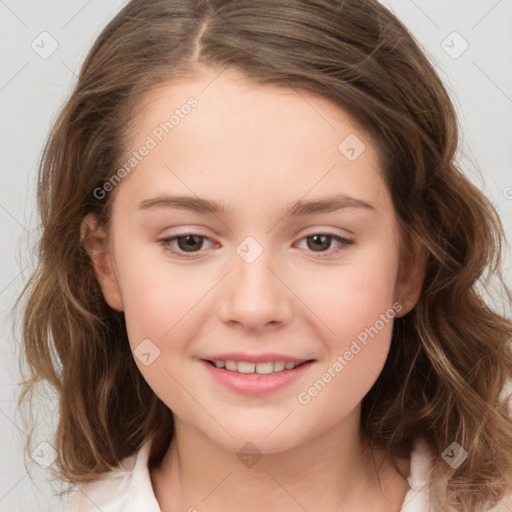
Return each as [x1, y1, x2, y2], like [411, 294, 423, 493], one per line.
[137, 194, 376, 218]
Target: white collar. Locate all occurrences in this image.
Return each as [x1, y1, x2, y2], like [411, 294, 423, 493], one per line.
[66, 436, 436, 511]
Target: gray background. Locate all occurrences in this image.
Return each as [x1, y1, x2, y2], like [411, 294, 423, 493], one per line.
[1, 1, 511, 510]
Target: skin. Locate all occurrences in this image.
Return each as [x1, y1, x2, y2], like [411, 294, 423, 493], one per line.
[82, 67, 425, 512]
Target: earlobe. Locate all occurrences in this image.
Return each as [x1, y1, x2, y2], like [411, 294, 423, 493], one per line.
[80, 213, 124, 312]
[394, 236, 426, 317]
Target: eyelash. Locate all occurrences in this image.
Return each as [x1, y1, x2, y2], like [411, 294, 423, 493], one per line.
[157, 232, 354, 259]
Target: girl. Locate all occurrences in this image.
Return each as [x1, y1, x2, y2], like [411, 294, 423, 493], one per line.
[17, 0, 512, 511]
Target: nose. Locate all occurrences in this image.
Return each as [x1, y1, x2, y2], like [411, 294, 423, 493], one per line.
[218, 248, 294, 332]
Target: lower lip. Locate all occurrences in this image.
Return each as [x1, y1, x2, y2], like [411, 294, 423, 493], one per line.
[201, 360, 314, 395]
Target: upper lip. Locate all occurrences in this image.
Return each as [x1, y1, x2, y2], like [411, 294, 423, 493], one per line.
[201, 353, 313, 364]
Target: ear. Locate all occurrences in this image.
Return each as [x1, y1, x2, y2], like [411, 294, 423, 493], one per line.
[393, 232, 426, 317]
[80, 213, 124, 312]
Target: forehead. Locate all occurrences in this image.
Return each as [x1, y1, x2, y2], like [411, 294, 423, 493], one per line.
[113, 68, 392, 217]
[131, 67, 367, 156]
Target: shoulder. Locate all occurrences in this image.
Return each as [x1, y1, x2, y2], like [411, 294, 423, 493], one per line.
[489, 496, 512, 512]
[62, 439, 160, 512]
[400, 437, 435, 511]
[488, 471, 512, 512]
[401, 437, 512, 512]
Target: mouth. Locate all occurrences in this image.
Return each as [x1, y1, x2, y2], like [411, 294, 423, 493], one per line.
[200, 357, 316, 395]
[201, 359, 315, 375]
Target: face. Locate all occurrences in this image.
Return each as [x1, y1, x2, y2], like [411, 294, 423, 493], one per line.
[83, 67, 423, 455]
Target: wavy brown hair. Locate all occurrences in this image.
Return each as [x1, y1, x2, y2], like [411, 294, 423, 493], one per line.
[15, 0, 512, 510]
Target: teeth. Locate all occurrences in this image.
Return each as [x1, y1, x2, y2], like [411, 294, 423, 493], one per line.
[273, 361, 285, 372]
[237, 361, 256, 373]
[255, 362, 274, 374]
[212, 360, 303, 374]
[225, 360, 238, 371]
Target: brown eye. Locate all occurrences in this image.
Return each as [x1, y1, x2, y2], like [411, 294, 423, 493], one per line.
[296, 233, 354, 256]
[158, 233, 214, 258]
[306, 234, 332, 252]
[175, 235, 205, 252]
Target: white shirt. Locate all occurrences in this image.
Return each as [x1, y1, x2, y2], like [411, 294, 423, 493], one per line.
[62, 437, 511, 511]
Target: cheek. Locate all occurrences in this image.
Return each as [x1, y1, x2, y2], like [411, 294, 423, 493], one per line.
[295, 252, 400, 414]
[115, 256, 206, 407]
[120, 262, 202, 345]
[306, 245, 399, 343]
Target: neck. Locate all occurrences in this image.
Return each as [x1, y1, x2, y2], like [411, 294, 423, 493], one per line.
[150, 409, 411, 512]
